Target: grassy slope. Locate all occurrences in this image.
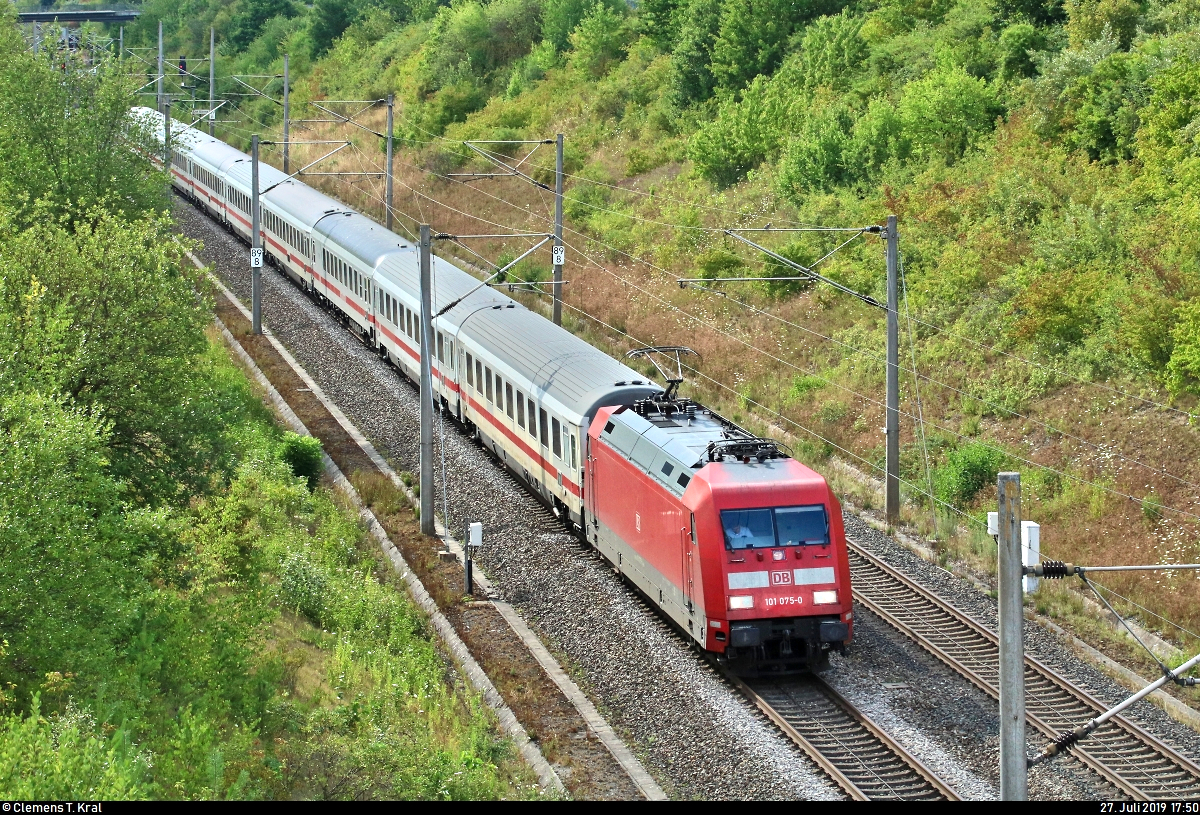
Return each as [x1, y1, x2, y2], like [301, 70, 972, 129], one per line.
[0, 327, 533, 799]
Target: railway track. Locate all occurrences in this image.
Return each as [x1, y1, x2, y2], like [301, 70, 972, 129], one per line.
[730, 672, 961, 800]
[848, 540, 1200, 800]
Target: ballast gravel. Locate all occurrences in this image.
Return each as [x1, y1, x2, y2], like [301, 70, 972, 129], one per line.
[843, 514, 1200, 778]
[177, 199, 1197, 800]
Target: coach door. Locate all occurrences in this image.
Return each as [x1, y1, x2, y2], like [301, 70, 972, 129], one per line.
[681, 515, 696, 616]
[585, 436, 599, 540]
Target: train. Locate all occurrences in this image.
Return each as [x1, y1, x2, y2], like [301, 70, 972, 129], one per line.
[138, 106, 853, 673]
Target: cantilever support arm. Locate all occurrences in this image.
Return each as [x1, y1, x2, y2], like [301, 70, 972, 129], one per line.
[259, 142, 351, 195]
[435, 236, 552, 317]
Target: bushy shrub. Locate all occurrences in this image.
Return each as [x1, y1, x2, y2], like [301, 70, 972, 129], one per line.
[281, 432, 325, 490]
[421, 0, 543, 92]
[934, 442, 1007, 507]
[998, 22, 1047, 80]
[279, 551, 328, 623]
[777, 103, 857, 194]
[897, 65, 1003, 164]
[710, 0, 848, 91]
[1065, 0, 1143, 48]
[0, 701, 150, 799]
[694, 247, 745, 279]
[1167, 299, 1200, 396]
[309, 0, 359, 57]
[689, 74, 789, 186]
[792, 8, 868, 92]
[543, 0, 623, 51]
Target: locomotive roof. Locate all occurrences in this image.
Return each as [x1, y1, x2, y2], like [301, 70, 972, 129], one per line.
[600, 406, 732, 497]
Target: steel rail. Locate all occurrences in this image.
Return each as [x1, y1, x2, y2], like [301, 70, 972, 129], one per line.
[847, 540, 1200, 800]
[726, 671, 960, 800]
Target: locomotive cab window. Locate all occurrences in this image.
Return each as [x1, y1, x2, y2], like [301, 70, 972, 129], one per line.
[721, 505, 830, 550]
[775, 505, 830, 547]
[721, 509, 775, 550]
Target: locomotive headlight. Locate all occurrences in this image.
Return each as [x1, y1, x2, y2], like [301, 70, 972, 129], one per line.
[812, 590, 838, 605]
[728, 595, 754, 610]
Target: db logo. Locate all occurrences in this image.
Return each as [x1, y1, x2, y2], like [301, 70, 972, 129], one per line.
[771, 571, 792, 586]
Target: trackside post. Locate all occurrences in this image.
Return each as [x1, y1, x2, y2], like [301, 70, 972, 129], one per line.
[997, 472, 1028, 800]
[251, 135, 262, 335]
[885, 214, 900, 525]
[419, 224, 435, 535]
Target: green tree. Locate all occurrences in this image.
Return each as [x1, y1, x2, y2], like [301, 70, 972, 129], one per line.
[709, 0, 805, 91]
[569, 3, 629, 76]
[226, 0, 299, 52]
[994, 0, 1066, 24]
[0, 388, 134, 701]
[0, 20, 164, 227]
[309, 0, 360, 57]
[689, 74, 789, 185]
[667, 0, 724, 105]
[0, 211, 215, 504]
[639, 0, 685, 50]
[1136, 51, 1200, 195]
[997, 22, 1047, 80]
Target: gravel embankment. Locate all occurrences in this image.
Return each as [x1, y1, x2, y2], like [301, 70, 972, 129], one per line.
[178, 199, 1192, 800]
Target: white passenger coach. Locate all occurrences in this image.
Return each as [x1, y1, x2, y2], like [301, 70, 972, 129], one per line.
[140, 107, 660, 525]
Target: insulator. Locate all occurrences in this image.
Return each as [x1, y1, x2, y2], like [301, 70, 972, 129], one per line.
[1040, 560, 1070, 579]
[1052, 730, 1080, 752]
[685, 404, 696, 419]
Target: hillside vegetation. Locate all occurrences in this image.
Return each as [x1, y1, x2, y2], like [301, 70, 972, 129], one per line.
[0, 11, 531, 799]
[123, 0, 1200, 667]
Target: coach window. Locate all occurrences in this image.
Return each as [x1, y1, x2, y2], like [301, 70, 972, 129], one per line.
[436, 333, 444, 363]
[466, 354, 474, 387]
[475, 359, 483, 392]
[552, 418, 562, 459]
[505, 383, 514, 419]
[528, 398, 537, 438]
[485, 368, 493, 403]
[516, 392, 525, 428]
[539, 408, 549, 447]
[570, 434, 577, 470]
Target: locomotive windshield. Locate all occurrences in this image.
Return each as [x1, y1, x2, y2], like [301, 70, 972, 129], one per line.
[722, 505, 830, 549]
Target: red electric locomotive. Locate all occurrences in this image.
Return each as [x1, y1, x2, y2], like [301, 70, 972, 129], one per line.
[585, 390, 853, 673]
